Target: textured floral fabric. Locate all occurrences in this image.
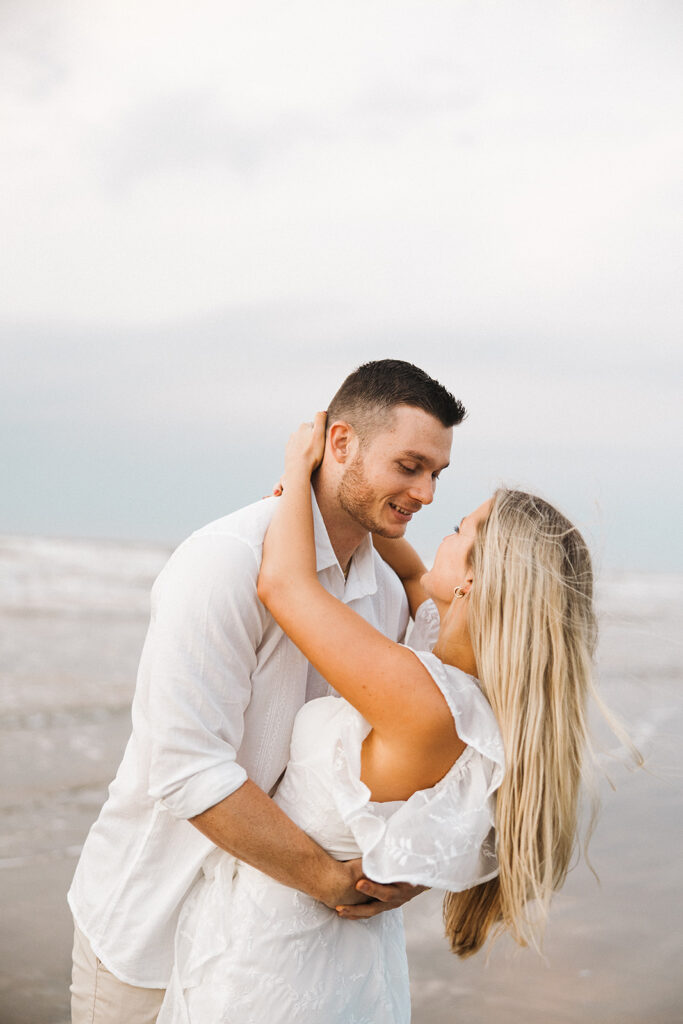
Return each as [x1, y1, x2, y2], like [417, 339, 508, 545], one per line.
[405, 596, 441, 653]
[157, 652, 504, 1024]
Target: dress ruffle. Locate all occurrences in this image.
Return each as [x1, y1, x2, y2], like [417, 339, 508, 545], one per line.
[329, 652, 505, 890]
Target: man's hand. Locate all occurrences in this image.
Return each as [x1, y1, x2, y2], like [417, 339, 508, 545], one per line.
[335, 877, 428, 919]
[314, 857, 369, 909]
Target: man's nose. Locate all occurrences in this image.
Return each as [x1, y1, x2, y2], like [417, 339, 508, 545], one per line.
[407, 474, 436, 506]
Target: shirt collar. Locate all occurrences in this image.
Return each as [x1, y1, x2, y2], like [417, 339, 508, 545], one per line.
[312, 488, 378, 600]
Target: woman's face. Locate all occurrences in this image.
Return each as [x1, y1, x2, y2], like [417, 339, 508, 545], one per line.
[421, 498, 493, 609]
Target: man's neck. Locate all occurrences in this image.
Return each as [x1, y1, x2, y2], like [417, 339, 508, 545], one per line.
[312, 472, 368, 576]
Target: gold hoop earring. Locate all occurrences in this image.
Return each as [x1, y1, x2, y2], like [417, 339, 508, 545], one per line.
[453, 586, 466, 599]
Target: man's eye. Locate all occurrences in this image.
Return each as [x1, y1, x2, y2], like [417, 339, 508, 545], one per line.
[453, 524, 460, 533]
[398, 464, 417, 473]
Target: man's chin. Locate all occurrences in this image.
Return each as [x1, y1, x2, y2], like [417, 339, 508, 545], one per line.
[372, 523, 408, 540]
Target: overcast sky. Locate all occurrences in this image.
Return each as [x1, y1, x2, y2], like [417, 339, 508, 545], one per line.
[2, 0, 681, 571]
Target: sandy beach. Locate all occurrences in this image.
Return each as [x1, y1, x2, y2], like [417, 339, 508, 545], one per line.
[1, 534, 681, 1024]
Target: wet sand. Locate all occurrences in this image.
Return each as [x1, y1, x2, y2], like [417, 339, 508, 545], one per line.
[1, 536, 681, 1024]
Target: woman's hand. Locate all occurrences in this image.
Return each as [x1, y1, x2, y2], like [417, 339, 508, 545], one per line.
[284, 411, 327, 480]
[264, 412, 326, 499]
[257, 413, 326, 613]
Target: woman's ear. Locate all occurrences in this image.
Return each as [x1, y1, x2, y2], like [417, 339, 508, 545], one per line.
[460, 570, 475, 596]
[328, 421, 356, 464]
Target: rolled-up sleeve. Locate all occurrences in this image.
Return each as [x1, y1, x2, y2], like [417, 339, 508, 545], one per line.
[144, 532, 265, 820]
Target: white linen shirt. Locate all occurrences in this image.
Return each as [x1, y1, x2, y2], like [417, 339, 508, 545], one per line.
[67, 494, 409, 988]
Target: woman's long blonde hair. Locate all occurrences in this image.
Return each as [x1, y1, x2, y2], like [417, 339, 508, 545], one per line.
[444, 488, 599, 957]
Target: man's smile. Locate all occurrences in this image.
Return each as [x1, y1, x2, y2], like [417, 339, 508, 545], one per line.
[388, 501, 420, 521]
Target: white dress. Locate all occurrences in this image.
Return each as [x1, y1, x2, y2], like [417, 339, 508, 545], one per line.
[157, 649, 505, 1024]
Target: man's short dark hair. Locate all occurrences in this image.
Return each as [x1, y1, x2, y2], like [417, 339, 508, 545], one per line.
[327, 359, 465, 440]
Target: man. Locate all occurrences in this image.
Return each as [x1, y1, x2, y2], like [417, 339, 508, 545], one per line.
[68, 359, 465, 1023]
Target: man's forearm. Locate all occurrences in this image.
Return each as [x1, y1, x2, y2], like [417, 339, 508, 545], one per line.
[189, 779, 363, 909]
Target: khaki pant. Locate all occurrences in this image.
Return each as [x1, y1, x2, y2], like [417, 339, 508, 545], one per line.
[70, 922, 166, 1024]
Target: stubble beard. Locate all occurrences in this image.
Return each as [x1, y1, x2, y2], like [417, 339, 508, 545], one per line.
[336, 453, 401, 539]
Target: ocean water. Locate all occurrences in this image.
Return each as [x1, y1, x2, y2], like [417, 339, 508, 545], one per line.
[1, 534, 681, 1023]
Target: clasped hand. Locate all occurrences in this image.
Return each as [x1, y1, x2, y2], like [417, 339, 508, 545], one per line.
[330, 857, 426, 920]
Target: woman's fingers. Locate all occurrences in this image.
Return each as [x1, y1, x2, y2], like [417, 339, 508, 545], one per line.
[310, 410, 327, 464]
[285, 412, 327, 473]
[261, 479, 284, 499]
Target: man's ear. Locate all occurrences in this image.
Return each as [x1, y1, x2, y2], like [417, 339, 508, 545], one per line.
[327, 421, 357, 464]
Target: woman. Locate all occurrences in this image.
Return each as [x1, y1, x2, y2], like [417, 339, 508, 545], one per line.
[158, 412, 598, 1023]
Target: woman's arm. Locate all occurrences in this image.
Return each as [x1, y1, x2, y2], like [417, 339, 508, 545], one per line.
[371, 535, 428, 619]
[256, 416, 449, 747]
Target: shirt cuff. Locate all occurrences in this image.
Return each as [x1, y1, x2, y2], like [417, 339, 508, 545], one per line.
[156, 761, 249, 821]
